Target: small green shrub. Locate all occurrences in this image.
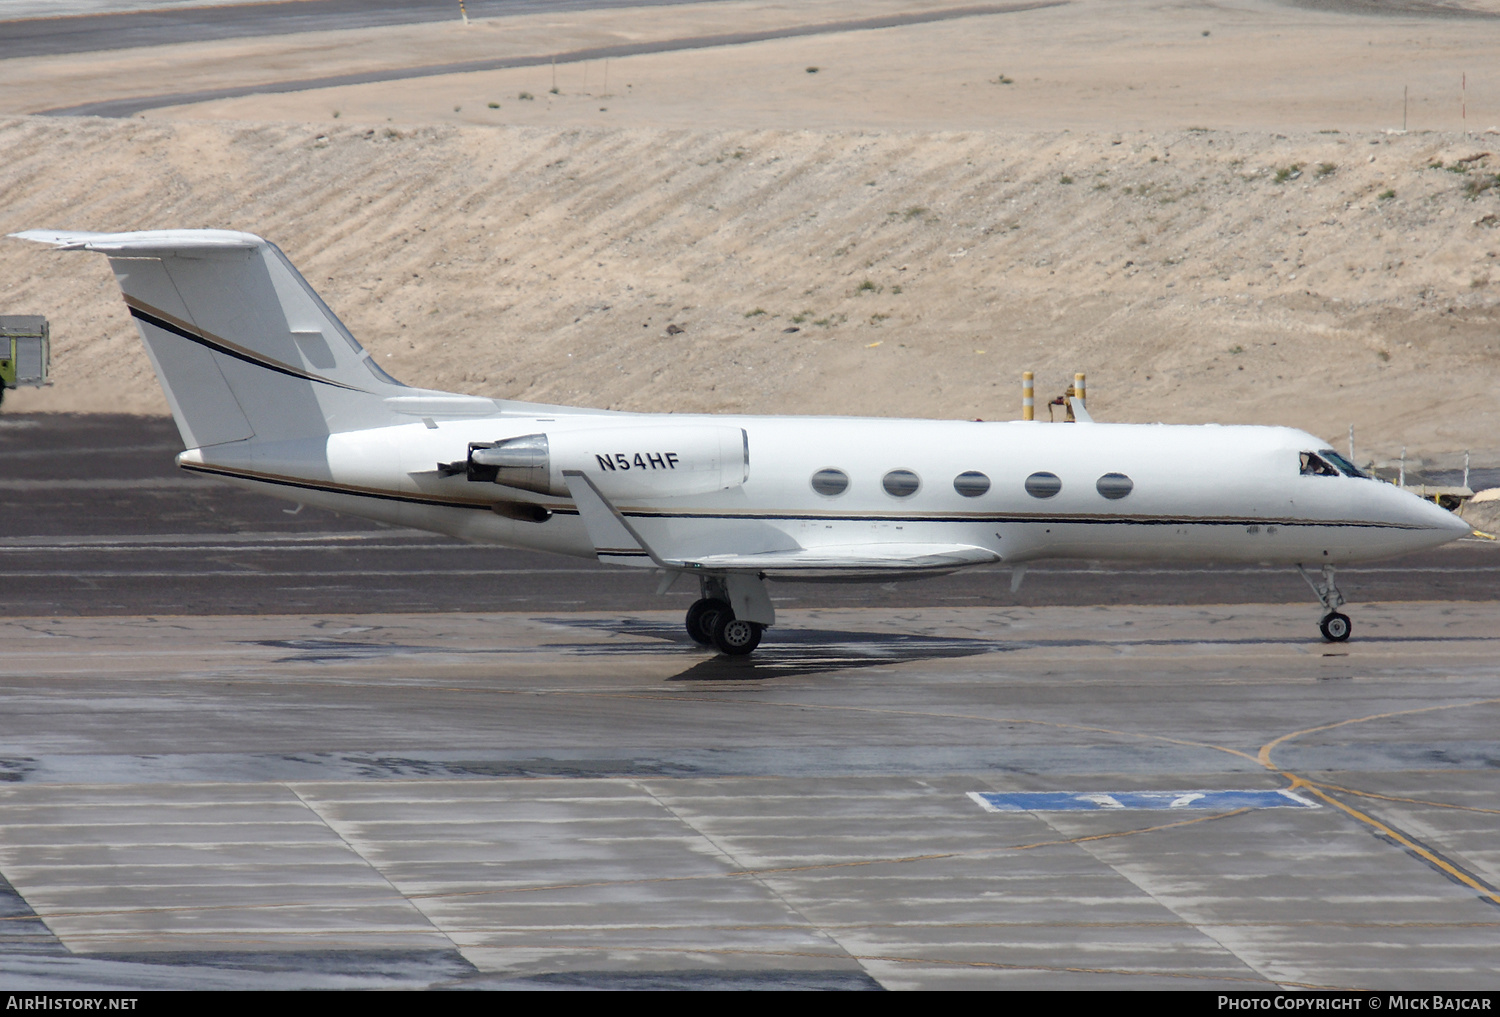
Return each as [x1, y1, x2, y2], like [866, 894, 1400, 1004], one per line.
[745, 308, 767, 318]
[1316, 162, 1336, 177]
[1465, 175, 1499, 198]
[1059, 175, 1074, 185]
[856, 279, 879, 293]
[488, 101, 500, 109]
[1378, 189, 1396, 200]
[518, 92, 534, 100]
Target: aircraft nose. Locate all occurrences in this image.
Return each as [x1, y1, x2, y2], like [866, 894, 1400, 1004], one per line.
[1413, 492, 1471, 539]
[1441, 503, 1473, 538]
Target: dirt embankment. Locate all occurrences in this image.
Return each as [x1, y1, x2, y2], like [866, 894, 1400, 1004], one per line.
[1, 115, 1497, 466]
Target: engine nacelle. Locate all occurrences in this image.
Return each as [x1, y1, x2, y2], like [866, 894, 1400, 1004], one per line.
[466, 425, 748, 499]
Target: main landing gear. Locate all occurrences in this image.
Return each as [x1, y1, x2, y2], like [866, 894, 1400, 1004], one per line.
[685, 596, 764, 656]
[1298, 564, 1351, 642]
[683, 574, 772, 656]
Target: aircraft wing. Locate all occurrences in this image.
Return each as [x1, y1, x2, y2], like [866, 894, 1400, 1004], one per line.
[562, 470, 999, 578]
[672, 543, 1001, 579]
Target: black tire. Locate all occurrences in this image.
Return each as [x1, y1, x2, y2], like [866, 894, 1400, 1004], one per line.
[685, 598, 730, 646]
[1319, 612, 1352, 642]
[712, 613, 763, 656]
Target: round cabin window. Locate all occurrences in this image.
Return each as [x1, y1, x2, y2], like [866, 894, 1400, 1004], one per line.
[810, 468, 849, 496]
[1096, 473, 1134, 500]
[882, 469, 920, 498]
[953, 471, 991, 497]
[1024, 471, 1062, 499]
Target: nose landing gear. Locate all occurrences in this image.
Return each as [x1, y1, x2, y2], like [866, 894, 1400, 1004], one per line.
[1298, 564, 1351, 642]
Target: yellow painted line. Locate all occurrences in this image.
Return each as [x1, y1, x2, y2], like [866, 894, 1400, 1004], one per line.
[1256, 697, 1500, 770]
[1286, 776, 1500, 907]
[1257, 697, 1500, 906]
[1304, 780, 1500, 816]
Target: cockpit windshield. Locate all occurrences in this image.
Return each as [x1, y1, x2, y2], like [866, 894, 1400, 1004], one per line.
[1319, 449, 1367, 478]
[1301, 449, 1366, 478]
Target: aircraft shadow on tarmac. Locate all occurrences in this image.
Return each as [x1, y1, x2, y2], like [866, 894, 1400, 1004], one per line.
[541, 617, 1015, 681]
[248, 629, 1008, 678]
[253, 621, 1500, 681]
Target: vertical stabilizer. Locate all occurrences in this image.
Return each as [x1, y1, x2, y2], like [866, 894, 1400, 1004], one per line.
[12, 229, 410, 448]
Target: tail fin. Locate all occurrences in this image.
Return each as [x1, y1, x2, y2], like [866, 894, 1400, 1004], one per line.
[13, 229, 423, 448]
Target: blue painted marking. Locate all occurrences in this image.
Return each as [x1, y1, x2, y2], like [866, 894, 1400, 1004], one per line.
[968, 789, 1319, 813]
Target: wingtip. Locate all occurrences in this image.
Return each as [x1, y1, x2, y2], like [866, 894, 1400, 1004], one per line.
[8, 229, 265, 252]
[8, 230, 94, 249]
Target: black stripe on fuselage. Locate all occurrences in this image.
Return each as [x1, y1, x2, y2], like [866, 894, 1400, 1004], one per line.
[129, 305, 363, 391]
[184, 463, 1438, 533]
[181, 462, 507, 511]
[616, 510, 1430, 531]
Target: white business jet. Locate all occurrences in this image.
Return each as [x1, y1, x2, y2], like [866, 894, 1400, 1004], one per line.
[14, 229, 1470, 654]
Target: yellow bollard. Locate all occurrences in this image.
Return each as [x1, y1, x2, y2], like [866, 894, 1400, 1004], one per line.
[1022, 371, 1034, 421]
[1074, 372, 1086, 409]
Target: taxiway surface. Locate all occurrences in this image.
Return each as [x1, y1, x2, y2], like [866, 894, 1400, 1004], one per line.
[0, 0, 732, 60]
[1, 413, 1497, 990]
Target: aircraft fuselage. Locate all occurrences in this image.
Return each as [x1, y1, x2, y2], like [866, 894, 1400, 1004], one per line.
[178, 413, 1467, 573]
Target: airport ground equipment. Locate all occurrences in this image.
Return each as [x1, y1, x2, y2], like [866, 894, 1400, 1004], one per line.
[0, 315, 49, 408]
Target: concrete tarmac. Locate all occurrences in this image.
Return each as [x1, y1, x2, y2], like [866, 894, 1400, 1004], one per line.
[2, 605, 1499, 989]
[1, 413, 1498, 989]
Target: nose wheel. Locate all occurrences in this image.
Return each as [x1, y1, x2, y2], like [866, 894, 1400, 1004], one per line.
[1298, 564, 1352, 642]
[1319, 611, 1352, 642]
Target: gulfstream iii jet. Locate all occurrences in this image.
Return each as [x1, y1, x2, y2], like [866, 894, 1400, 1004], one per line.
[14, 229, 1470, 654]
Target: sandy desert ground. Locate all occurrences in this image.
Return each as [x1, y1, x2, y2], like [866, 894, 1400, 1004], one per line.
[1, 0, 1498, 472]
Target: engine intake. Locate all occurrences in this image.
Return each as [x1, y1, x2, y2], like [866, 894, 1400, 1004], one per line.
[469, 434, 550, 493]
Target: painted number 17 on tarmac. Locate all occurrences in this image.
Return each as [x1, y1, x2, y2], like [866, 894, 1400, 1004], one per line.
[968, 789, 1321, 812]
